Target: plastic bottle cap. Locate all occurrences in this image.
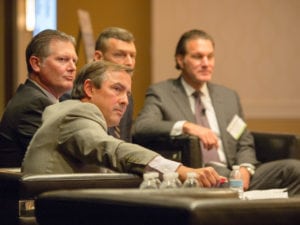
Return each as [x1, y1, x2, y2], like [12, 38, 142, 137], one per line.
[232, 165, 240, 170]
[143, 173, 155, 179]
[187, 172, 198, 178]
[163, 172, 178, 179]
[148, 172, 159, 178]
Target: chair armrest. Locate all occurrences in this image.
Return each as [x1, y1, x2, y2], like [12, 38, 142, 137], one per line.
[252, 132, 300, 163]
[133, 134, 202, 167]
[133, 131, 300, 167]
[0, 169, 142, 224]
[20, 173, 141, 199]
[0, 169, 142, 200]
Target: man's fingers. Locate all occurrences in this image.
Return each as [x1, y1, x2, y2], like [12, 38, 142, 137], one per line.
[197, 167, 219, 187]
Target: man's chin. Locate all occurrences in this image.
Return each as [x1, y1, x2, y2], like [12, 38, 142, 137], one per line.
[61, 84, 73, 92]
[109, 118, 121, 127]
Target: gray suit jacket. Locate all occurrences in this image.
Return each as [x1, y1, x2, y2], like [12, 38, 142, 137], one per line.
[22, 100, 158, 175]
[60, 91, 133, 142]
[132, 77, 259, 168]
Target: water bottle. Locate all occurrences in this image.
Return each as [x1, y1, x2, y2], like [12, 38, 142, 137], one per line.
[139, 172, 160, 189]
[229, 165, 244, 199]
[160, 172, 182, 189]
[152, 171, 162, 188]
[173, 172, 182, 188]
[182, 172, 200, 188]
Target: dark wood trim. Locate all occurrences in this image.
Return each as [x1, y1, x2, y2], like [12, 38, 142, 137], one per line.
[4, 0, 17, 104]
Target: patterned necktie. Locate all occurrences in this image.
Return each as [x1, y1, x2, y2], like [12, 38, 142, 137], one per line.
[113, 126, 121, 139]
[108, 126, 121, 139]
[193, 91, 221, 163]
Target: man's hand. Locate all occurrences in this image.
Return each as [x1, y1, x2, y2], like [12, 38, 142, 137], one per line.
[177, 165, 223, 187]
[183, 121, 218, 150]
[239, 166, 251, 191]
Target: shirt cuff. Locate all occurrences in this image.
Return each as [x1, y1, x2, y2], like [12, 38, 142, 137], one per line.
[239, 163, 255, 169]
[170, 120, 186, 136]
[239, 163, 256, 176]
[147, 155, 181, 174]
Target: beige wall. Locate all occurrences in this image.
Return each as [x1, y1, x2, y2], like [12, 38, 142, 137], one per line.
[151, 0, 300, 134]
[247, 118, 300, 134]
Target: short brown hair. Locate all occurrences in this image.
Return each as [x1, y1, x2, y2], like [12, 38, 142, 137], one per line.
[72, 60, 133, 99]
[95, 27, 135, 52]
[25, 29, 76, 73]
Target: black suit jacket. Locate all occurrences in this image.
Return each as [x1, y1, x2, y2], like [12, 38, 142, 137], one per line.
[0, 79, 53, 167]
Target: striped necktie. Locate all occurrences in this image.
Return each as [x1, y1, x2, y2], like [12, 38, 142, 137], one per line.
[113, 126, 121, 139]
[193, 91, 221, 163]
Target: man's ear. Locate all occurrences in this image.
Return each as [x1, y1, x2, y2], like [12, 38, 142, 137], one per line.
[29, 56, 41, 72]
[93, 50, 104, 61]
[83, 79, 94, 98]
[175, 55, 184, 69]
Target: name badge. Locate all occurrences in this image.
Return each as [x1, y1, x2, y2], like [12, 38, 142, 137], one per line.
[226, 115, 247, 140]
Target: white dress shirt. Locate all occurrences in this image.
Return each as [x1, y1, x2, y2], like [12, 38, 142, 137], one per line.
[170, 77, 227, 164]
[29, 79, 59, 104]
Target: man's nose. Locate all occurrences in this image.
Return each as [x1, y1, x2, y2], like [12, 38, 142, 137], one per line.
[124, 55, 135, 68]
[201, 57, 209, 66]
[69, 60, 77, 70]
[120, 93, 129, 105]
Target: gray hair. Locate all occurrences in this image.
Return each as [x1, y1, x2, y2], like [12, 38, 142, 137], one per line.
[71, 60, 133, 99]
[25, 29, 76, 73]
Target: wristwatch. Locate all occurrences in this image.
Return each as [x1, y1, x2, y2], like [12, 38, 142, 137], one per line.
[240, 164, 255, 176]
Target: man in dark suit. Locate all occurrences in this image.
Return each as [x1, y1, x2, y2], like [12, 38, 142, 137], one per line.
[0, 29, 78, 167]
[93, 27, 136, 142]
[133, 29, 300, 196]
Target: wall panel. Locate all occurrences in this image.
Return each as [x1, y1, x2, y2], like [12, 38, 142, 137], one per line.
[151, 0, 300, 121]
[57, 0, 151, 118]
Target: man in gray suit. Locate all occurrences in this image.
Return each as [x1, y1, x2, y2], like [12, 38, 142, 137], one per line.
[60, 27, 135, 142]
[94, 27, 136, 142]
[132, 29, 300, 196]
[0, 29, 78, 167]
[22, 61, 222, 187]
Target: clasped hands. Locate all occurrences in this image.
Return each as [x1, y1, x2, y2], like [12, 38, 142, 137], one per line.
[183, 121, 219, 150]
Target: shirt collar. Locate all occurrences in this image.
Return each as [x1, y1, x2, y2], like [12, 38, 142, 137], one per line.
[29, 79, 59, 103]
[180, 76, 208, 97]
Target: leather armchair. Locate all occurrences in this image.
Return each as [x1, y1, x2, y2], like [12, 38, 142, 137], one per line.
[252, 132, 300, 162]
[0, 168, 141, 225]
[134, 134, 202, 167]
[133, 132, 300, 167]
[34, 188, 300, 225]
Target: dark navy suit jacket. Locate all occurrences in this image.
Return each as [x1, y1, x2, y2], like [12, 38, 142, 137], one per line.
[0, 79, 53, 167]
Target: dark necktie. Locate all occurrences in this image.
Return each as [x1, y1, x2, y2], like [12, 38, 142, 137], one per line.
[113, 126, 121, 139]
[108, 126, 121, 139]
[193, 91, 221, 163]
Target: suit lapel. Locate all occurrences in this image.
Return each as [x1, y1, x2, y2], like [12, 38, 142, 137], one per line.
[207, 83, 230, 153]
[208, 83, 226, 131]
[25, 79, 49, 97]
[172, 78, 196, 122]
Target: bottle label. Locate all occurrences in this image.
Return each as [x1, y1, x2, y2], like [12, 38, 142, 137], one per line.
[229, 179, 243, 188]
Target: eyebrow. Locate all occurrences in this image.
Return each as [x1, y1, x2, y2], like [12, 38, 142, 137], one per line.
[114, 82, 132, 95]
